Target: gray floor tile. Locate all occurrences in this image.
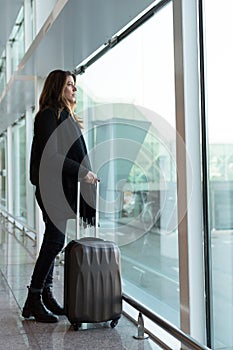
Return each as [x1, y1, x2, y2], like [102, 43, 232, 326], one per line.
[0, 334, 40, 350]
[0, 309, 30, 337]
[0, 290, 19, 311]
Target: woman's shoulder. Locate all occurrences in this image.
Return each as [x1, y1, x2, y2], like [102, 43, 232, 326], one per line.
[59, 107, 70, 120]
[36, 107, 57, 120]
[34, 108, 59, 133]
[38, 107, 69, 121]
[35, 108, 57, 125]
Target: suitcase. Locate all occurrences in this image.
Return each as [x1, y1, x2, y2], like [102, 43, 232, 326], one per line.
[64, 182, 122, 331]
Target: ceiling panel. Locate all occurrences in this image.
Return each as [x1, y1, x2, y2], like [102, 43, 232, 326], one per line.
[0, 0, 157, 131]
[20, 0, 156, 77]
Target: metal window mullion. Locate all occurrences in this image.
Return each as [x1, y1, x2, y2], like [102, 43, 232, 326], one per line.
[173, 0, 190, 336]
[198, 0, 213, 347]
[173, 0, 206, 345]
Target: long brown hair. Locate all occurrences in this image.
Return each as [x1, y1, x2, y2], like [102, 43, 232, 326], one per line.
[38, 69, 81, 123]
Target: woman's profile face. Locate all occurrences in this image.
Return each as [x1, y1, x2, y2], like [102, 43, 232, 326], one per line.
[63, 75, 77, 105]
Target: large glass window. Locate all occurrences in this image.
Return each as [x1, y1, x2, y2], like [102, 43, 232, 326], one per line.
[204, 0, 233, 348]
[26, 110, 36, 230]
[10, 6, 25, 74]
[0, 133, 7, 209]
[30, 0, 35, 41]
[0, 50, 6, 95]
[12, 118, 27, 221]
[76, 2, 179, 325]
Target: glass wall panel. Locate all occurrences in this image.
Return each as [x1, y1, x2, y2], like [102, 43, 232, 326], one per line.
[76, 2, 179, 325]
[0, 133, 7, 209]
[12, 119, 27, 221]
[10, 6, 25, 73]
[27, 110, 36, 230]
[0, 50, 6, 95]
[204, 0, 233, 348]
[30, 0, 35, 41]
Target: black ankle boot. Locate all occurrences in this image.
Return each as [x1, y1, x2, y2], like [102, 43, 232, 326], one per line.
[42, 286, 65, 315]
[22, 287, 59, 323]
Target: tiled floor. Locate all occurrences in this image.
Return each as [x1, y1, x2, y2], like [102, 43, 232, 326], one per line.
[0, 216, 163, 350]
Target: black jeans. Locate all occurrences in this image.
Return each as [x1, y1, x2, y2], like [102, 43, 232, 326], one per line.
[30, 216, 67, 292]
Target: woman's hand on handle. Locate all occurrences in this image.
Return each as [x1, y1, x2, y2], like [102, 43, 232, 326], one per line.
[83, 171, 99, 184]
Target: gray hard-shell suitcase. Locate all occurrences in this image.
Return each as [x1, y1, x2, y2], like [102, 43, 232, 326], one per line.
[64, 182, 122, 330]
[64, 237, 122, 330]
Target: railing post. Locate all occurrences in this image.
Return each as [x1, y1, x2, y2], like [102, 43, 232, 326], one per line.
[133, 312, 149, 340]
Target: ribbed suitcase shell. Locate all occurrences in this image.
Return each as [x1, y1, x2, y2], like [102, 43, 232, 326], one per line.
[64, 238, 122, 328]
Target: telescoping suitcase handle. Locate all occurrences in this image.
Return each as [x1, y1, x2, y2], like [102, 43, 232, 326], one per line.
[76, 181, 99, 240]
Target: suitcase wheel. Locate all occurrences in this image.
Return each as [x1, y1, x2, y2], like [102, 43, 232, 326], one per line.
[110, 319, 118, 328]
[73, 322, 82, 331]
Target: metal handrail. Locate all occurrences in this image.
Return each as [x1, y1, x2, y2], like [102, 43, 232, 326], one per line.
[0, 209, 37, 258]
[0, 209, 37, 240]
[122, 293, 211, 350]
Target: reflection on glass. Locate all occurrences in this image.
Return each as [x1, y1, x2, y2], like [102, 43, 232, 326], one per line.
[77, 3, 179, 325]
[205, 0, 233, 348]
[12, 119, 26, 221]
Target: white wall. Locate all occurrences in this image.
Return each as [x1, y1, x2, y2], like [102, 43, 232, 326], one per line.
[35, 0, 58, 34]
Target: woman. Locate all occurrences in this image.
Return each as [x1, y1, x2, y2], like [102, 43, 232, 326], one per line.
[22, 70, 99, 323]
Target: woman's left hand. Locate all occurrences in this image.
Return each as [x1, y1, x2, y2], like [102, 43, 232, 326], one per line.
[83, 171, 99, 184]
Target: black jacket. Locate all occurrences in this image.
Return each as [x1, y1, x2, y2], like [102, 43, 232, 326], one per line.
[30, 107, 96, 224]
